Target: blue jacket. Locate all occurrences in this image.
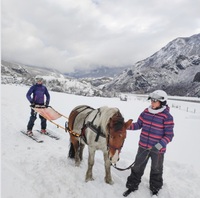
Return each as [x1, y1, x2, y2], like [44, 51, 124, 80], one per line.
[129, 106, 174, 153]
[26, 84, 50, 105]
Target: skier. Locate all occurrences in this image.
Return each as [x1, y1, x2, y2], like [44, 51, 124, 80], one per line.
[123, 90, 174, 197]
[26, 76, 50, 136]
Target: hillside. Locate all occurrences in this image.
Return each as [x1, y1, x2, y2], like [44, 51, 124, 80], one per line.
[2, 34, 200, 97]
[104, 33, 200, 97]
[1, 60, 111, 97]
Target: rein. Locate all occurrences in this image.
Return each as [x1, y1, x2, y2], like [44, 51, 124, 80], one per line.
[111, 148, 151, 171]
[111, 161, 135, 171]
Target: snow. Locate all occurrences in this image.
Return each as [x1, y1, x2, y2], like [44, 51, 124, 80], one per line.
[1, 84, 200, 198]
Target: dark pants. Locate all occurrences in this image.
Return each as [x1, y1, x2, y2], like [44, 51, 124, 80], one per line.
[27, 109, 47, 130]
[126, 147, 164, 191]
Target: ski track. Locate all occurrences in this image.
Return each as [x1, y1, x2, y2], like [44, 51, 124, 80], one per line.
[1, 84, 200, 198]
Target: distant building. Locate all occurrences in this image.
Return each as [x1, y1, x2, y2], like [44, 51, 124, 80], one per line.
[120, 94, 127, 101]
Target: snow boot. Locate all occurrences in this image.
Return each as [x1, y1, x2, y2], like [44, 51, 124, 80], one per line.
[150, 187, 159, 196]
[123, 188, 138, 197]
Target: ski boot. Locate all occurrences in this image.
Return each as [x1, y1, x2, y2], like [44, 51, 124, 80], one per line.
[27, 130, 33, 136]
[41, 129, 47, 134]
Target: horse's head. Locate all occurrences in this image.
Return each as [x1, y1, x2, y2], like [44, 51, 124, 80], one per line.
[107, 111, 132, 164]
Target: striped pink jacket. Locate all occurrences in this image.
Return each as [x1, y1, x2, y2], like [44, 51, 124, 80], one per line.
[129, 106, 174, 153]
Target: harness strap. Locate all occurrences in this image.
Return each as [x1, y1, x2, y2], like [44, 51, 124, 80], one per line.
[68, 130, 82, 137]
[91, 108, 100, 123]
[69, 106, 92, 131]
[67, 106, 94, 137]
[80, 109, 96, 142]
[85, 121, 106, 141]
[95, 126, 101, 142]
[82, 108, 105, 142]
[68, 106, 105, 142]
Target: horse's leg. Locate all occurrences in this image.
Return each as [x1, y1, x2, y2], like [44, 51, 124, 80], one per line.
[70, 136, 81, 166]
[79, 141, 85, 161]
[103, 151, 114, 184]
[85, 147, 95, 182]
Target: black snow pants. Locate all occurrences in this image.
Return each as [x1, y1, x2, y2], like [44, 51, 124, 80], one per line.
[126, 147, 164, 191]
[27, 108, 47, 131]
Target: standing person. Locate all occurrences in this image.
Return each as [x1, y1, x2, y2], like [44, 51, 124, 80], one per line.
[123, 90, 174, 197]
[26, 76, 50, 136]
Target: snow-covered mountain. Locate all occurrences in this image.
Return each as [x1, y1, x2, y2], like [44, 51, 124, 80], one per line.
[1, 60, 114, 97]
[2, 33, 200, 97]
[65, 65, 130, 78]
[103, 33, 200, 97]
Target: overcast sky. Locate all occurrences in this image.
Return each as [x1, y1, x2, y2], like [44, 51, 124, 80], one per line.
[2, 0, 200, 72]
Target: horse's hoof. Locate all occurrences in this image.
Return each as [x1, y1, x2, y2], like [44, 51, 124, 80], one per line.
[85, 177, 94, 182]
[105, 178, 114, 185]
[75, 162, 80, 167]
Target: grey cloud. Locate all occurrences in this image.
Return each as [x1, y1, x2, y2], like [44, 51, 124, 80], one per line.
[2, 0, 200, 72]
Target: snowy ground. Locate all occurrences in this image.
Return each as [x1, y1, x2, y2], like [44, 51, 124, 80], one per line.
[1, 84, 200, 198]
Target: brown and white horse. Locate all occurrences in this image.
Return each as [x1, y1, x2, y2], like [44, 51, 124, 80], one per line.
[66, 105, 132, 184]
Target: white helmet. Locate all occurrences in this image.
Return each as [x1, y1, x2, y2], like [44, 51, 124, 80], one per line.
[148, 90, 168, 102]
[35, 75, 43, 82]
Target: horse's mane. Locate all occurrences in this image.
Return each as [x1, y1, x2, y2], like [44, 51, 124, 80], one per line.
[111, 111, 124, 131]
[98, 106, 124, 132]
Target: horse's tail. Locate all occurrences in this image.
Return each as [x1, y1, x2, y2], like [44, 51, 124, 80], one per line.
[68, 142, 75, 158]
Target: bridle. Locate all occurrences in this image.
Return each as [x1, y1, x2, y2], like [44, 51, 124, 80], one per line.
[106, 118, 126, 154]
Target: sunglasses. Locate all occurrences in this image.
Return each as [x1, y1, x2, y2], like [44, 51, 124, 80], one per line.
[151, 98, 160, 102]
[36, 78, 43, 82]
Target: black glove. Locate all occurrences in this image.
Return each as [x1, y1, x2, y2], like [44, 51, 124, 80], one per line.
[151, 143, 163, 153]
[45, 101, 49, 108]
[30, 103, 35, 108]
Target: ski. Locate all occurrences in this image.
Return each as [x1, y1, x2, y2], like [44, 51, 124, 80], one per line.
[123, 189, 133, 197]
[20, 130, 44, 143]
[36, 130, 60, 140]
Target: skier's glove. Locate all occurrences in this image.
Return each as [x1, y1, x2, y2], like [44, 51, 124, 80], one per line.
[30, 103, 35, 108]
[45, 102, 49, 108]
[151, 143, 163, 153]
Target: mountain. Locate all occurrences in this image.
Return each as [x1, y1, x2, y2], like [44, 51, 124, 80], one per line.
[1, 60, 107, 97]
[2, 33, 200, 97]
[103, 33, 200, 97]
[65, 66, 130, 78]
[1, 60, 65, 84]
